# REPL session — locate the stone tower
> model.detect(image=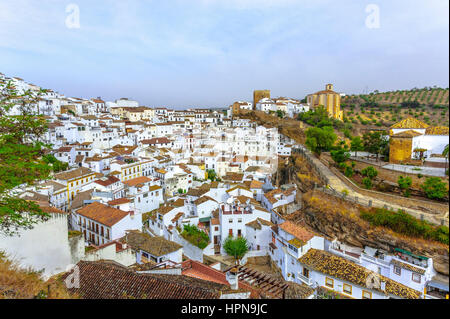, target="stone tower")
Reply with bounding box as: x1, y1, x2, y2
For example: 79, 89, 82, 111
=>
253, 90, 271, 110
